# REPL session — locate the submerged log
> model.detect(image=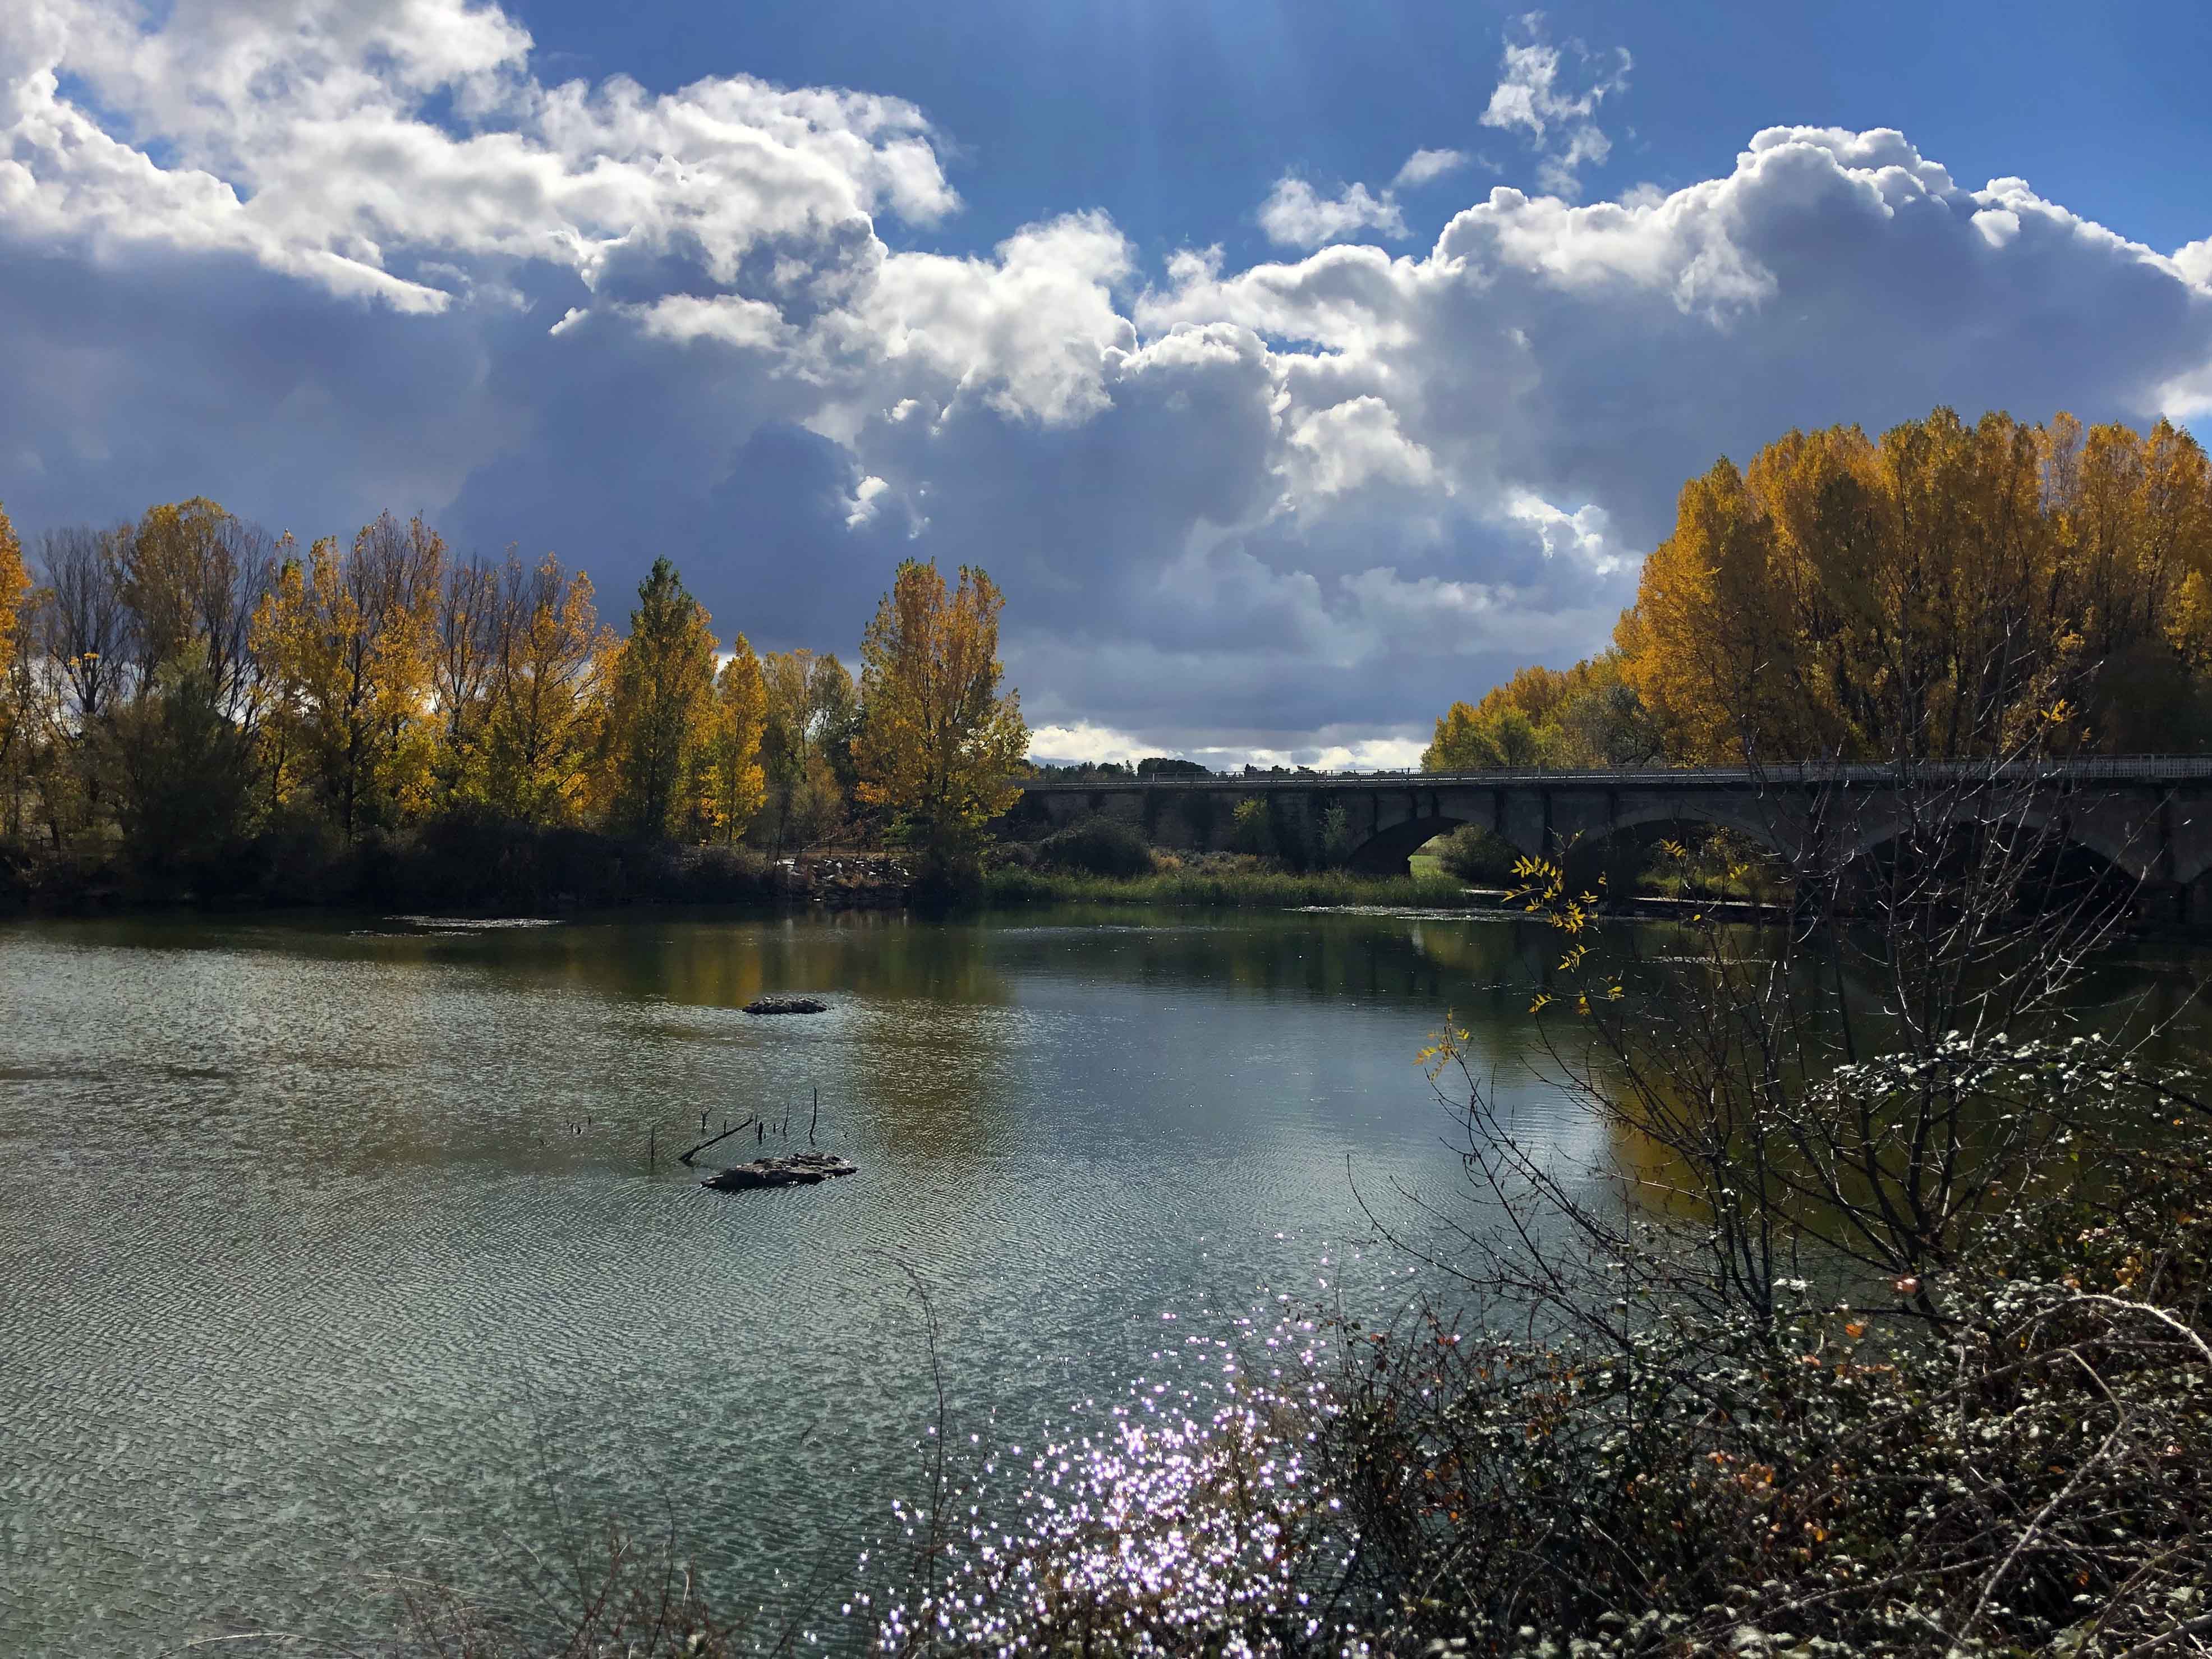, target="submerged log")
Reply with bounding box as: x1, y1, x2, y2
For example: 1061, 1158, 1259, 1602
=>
743, 995, 829, 1015
701, 1150, 858, 1192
